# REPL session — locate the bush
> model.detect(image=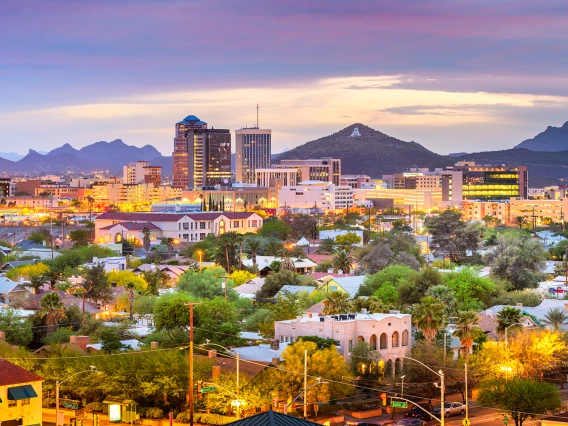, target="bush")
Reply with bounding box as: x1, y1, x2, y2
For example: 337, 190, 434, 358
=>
146, 408, 164, 419
43, 397, 56, 408
84, 402, 107, 414
176, 412, 233, 425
